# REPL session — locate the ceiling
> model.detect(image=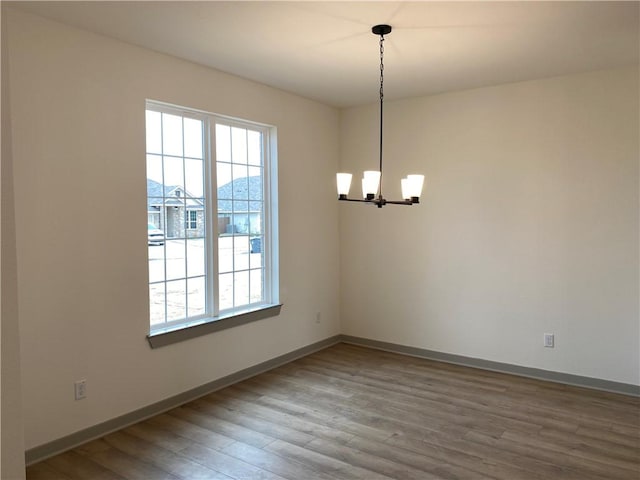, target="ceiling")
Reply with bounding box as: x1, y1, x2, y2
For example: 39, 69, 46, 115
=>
12, 1, 640, 107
